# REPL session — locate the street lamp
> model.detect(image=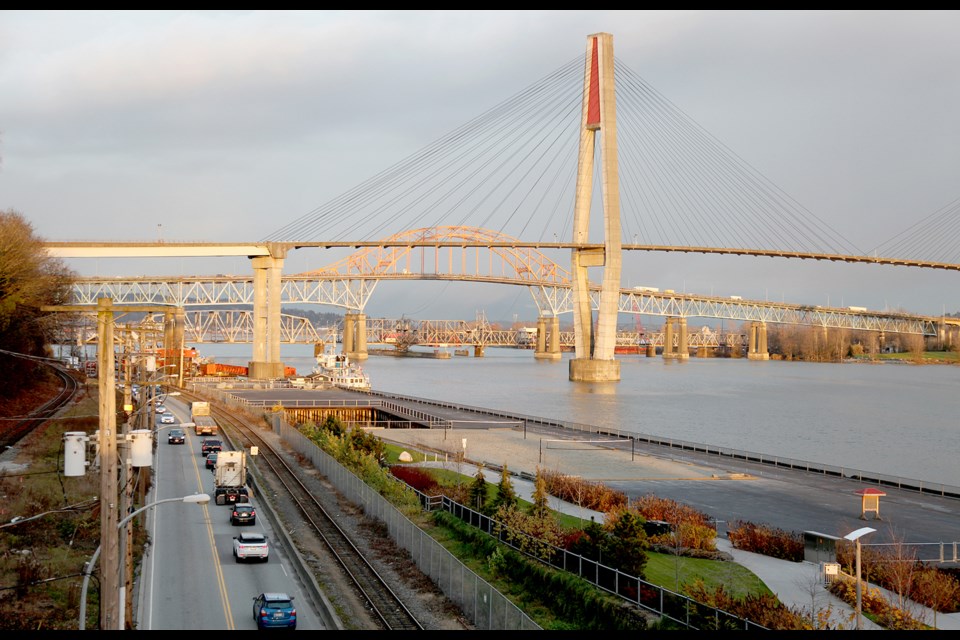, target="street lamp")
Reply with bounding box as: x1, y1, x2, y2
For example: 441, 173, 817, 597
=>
79, 493, 210, 630
844, 526, 876, 630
